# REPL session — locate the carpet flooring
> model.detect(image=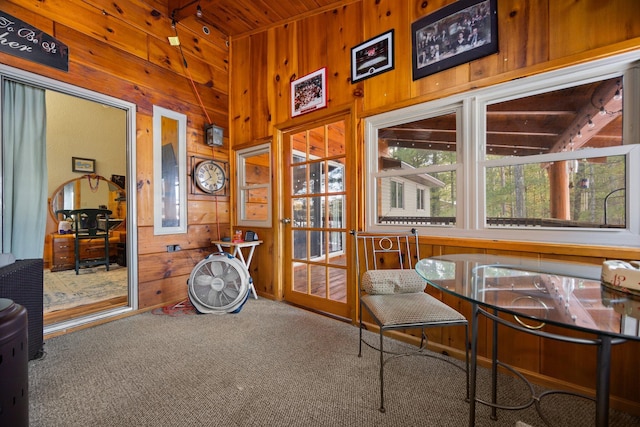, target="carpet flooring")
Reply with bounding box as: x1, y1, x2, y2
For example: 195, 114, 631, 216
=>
43, 264, 127, 313
28, 299, 640, 426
